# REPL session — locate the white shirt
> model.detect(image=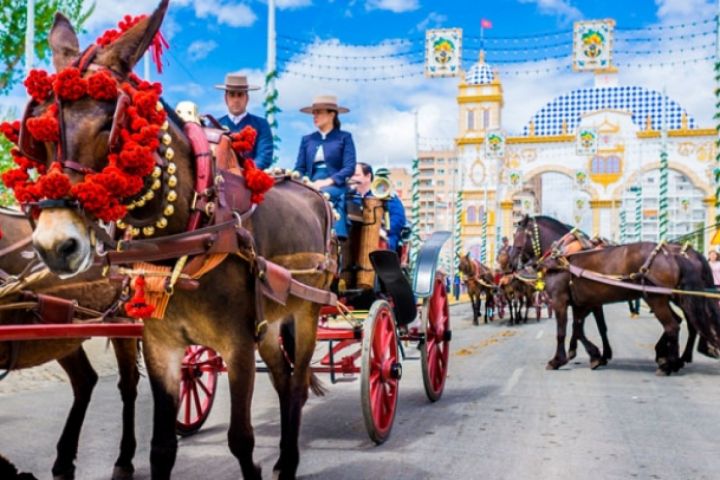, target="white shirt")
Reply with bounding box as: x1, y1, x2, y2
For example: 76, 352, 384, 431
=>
314, 130, 330, 163
228, 112, 248, 124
